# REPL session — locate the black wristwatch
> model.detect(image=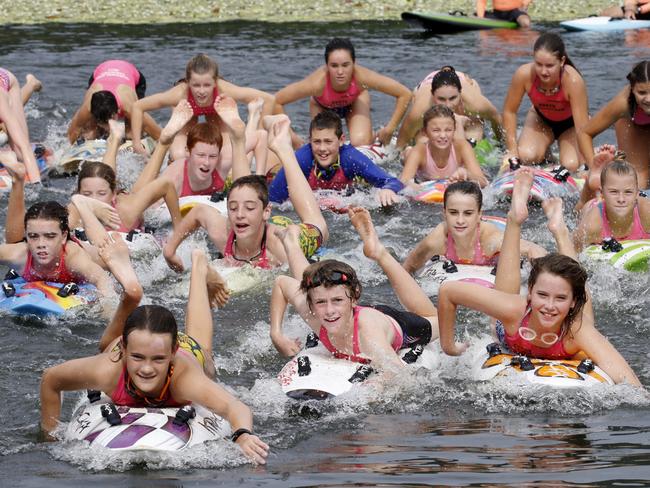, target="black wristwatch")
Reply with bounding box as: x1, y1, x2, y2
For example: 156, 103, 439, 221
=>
231, 428, 253, 443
